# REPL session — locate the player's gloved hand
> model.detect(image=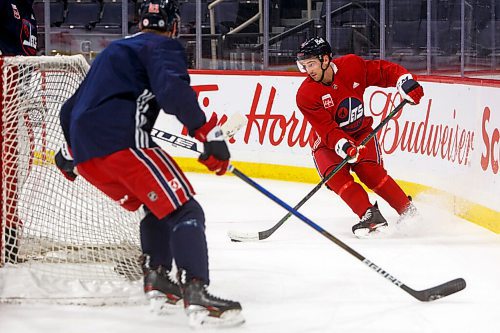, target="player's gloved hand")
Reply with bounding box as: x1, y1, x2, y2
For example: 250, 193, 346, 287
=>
335, 138, 366, 163
55, 143, 78, 181
193, 113, 230, 176
397, 74, 424, 105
